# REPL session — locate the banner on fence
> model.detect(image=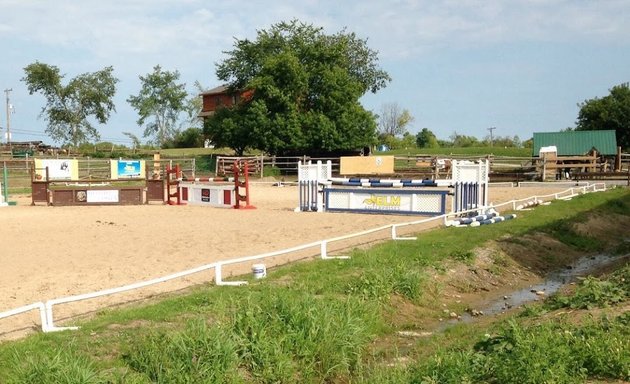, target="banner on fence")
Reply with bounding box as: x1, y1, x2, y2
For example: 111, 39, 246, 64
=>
34, 159, 79, 180
111, 160, 145, 179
